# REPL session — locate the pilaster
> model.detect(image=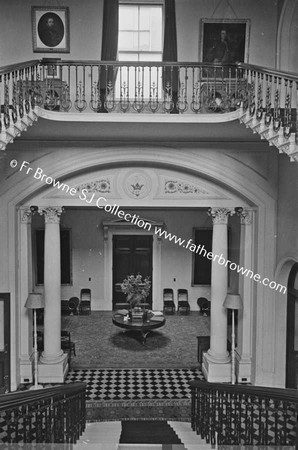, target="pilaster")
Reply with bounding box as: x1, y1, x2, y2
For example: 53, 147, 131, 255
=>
235, 208, 254, 383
